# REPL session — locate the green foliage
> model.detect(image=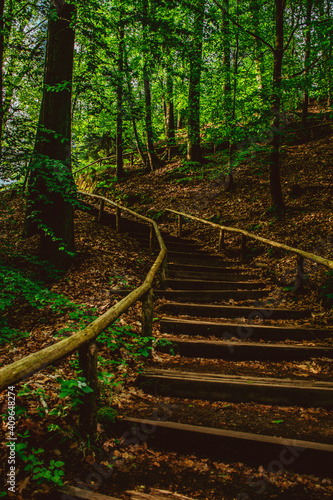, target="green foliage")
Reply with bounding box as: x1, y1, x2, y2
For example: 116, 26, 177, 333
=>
155, 338, 175, 355
97, 321, 153, 359
57, 376, 94, 408
0, 262, 76, 344
319, 272, 333, 309
19, 446, 65, 486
